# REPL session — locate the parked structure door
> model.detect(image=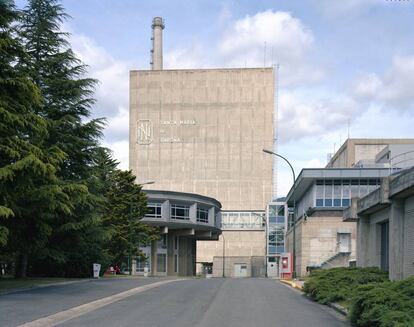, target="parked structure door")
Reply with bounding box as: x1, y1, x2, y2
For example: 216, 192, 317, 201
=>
234, 263, 248, 277
267, 257, 279, 278
338, 233, 351, 253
